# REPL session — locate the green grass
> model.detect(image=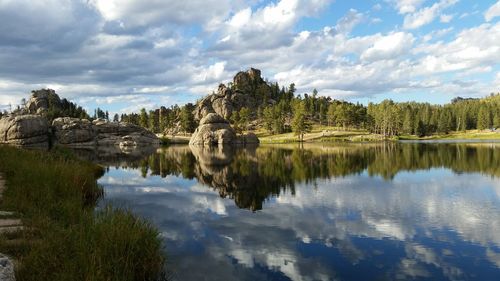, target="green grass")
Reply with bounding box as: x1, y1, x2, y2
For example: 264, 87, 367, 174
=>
399, 130, 500, 140
0, 146, 168, 281
258, 127, 500, 143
